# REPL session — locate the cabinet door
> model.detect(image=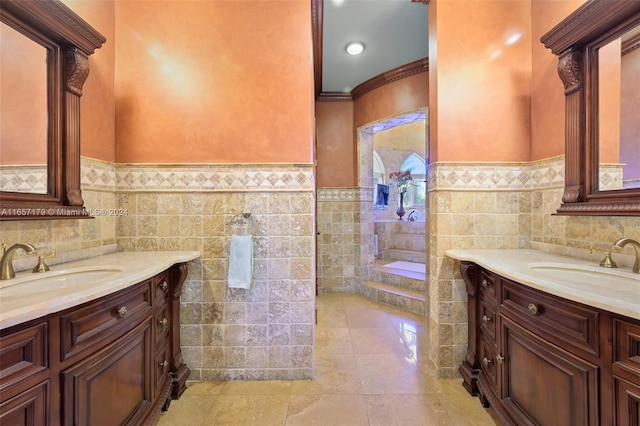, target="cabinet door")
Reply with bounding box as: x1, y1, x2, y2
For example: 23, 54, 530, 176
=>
0, 380, 48, 425
501, 316, 599, 426
614, 376, 640, 426
62, 318, 153, 426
